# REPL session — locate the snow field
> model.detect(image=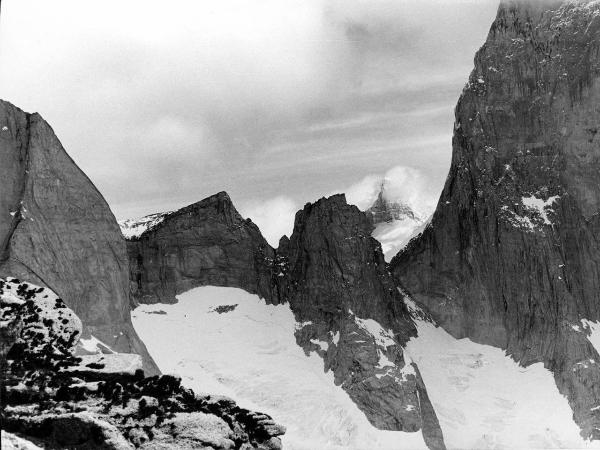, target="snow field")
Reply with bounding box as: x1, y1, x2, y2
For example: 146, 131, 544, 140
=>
133, 286, 427, 450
